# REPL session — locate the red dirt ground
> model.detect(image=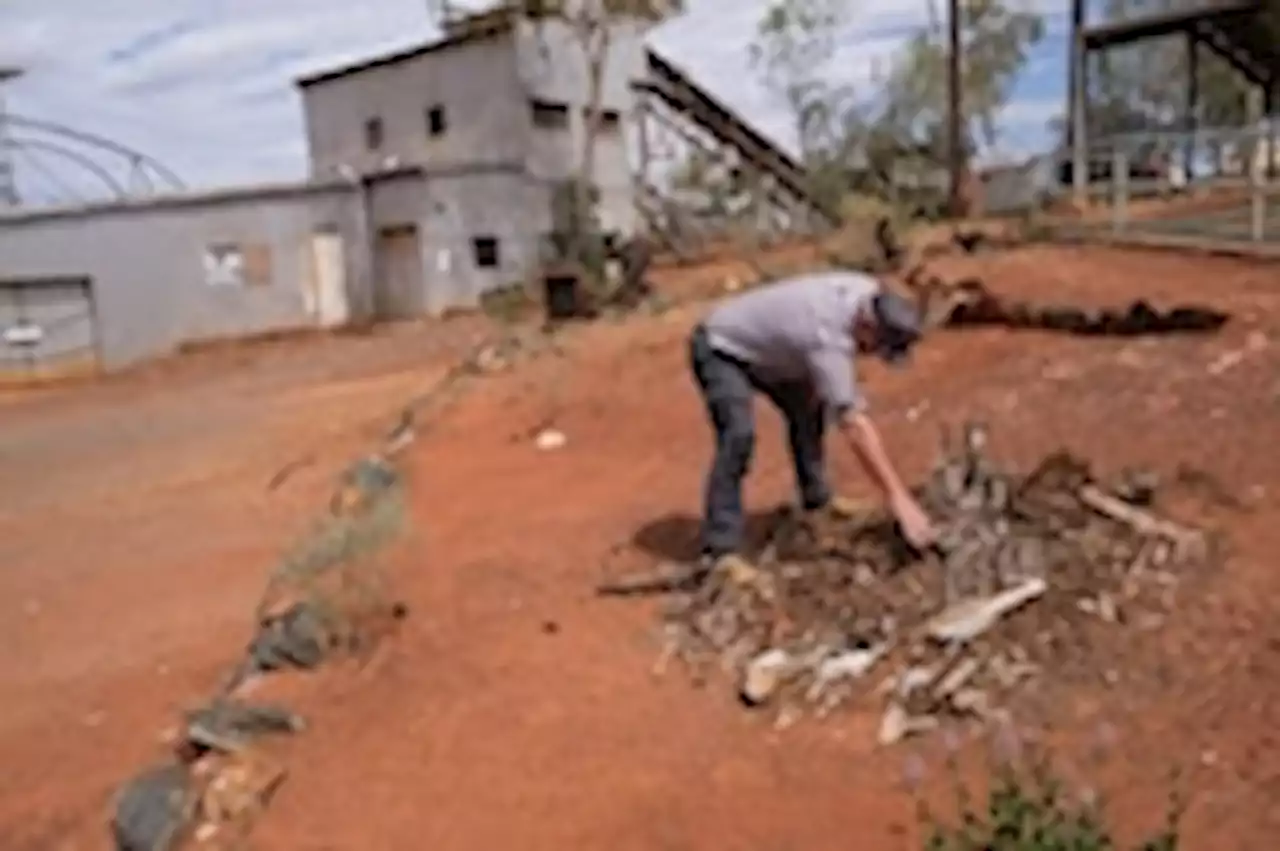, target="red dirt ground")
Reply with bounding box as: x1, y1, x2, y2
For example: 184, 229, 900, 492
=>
4, 245, 1279, 850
